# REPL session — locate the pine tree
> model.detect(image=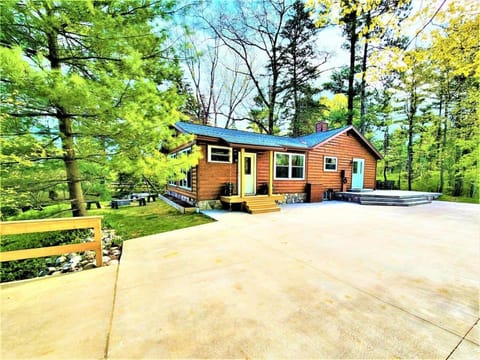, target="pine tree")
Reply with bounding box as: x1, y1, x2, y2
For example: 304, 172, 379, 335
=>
278, 0, 325, 136
0, 0, 195, 216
